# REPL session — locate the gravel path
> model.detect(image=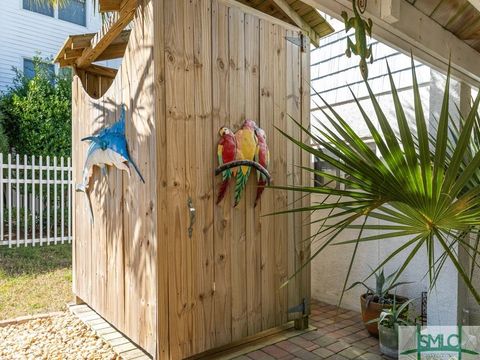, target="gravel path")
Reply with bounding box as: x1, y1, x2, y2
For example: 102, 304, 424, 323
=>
0, 313, 119, 359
